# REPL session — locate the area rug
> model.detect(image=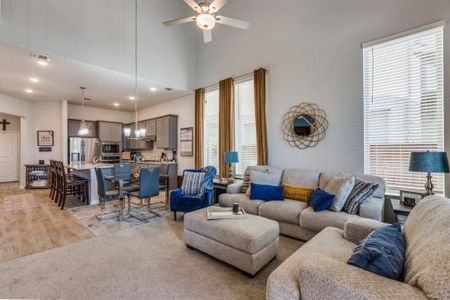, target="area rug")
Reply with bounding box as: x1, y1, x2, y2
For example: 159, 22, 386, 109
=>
68, 193, 171, 236
0, 219, 303, 299
1, 194, 40, 212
